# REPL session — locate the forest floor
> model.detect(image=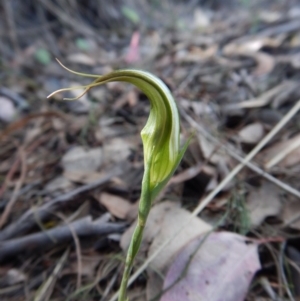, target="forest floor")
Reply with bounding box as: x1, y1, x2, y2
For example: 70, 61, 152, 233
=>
1, 1, 300, 300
